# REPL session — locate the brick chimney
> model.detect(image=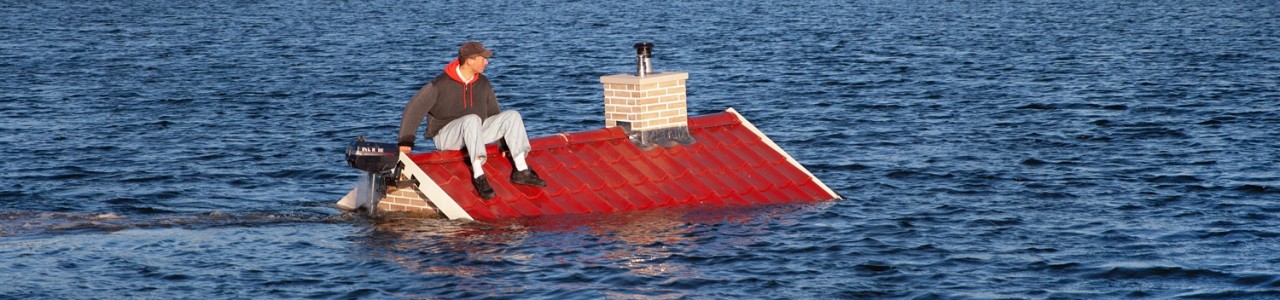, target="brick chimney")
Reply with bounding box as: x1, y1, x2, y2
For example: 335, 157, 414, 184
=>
600, 43, 694, 148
